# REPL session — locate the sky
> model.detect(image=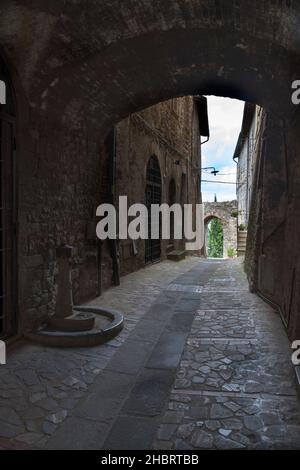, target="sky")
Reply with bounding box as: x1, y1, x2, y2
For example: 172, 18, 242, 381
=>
201, 96, 245, 202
